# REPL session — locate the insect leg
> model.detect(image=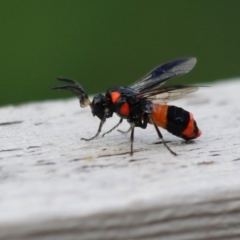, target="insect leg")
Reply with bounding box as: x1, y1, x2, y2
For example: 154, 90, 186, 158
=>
102, 118, 123, 137
118, 126, 131, 134
130, 124, 135, 156
149, 115, 177, 156
81, 120, 105, 141
119, 113, 149, 134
